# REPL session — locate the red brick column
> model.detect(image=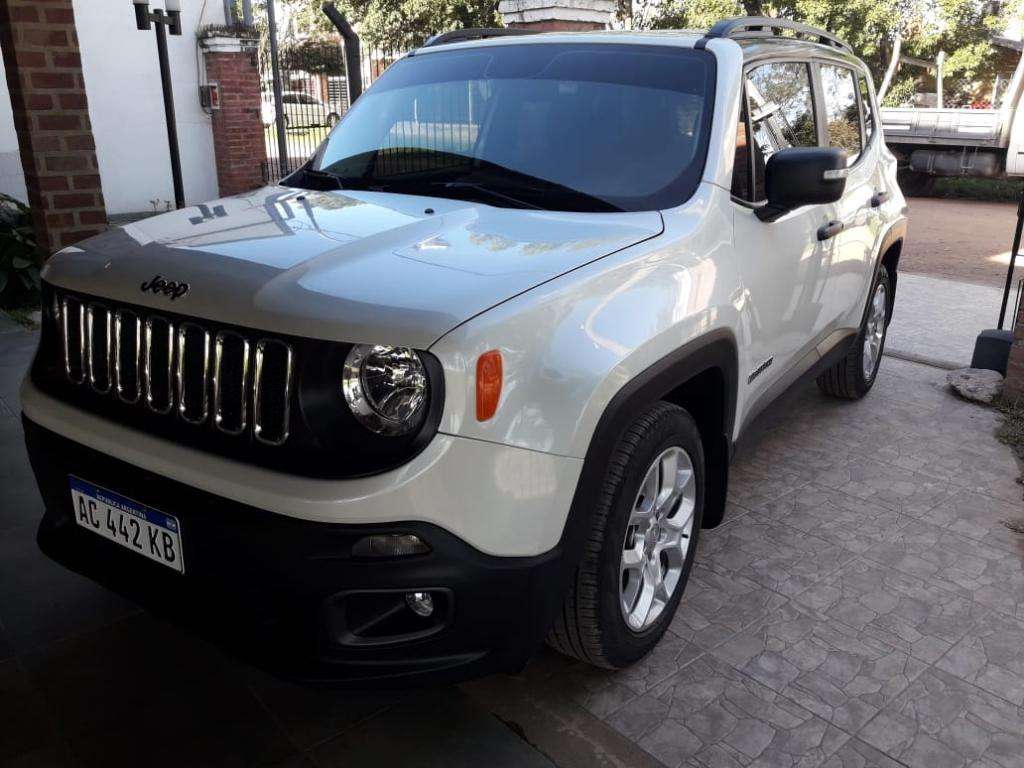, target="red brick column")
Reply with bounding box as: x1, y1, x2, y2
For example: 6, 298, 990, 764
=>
1004, 313, 1024, 401
0, 0, 107, 257
201, 36, 267, 196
